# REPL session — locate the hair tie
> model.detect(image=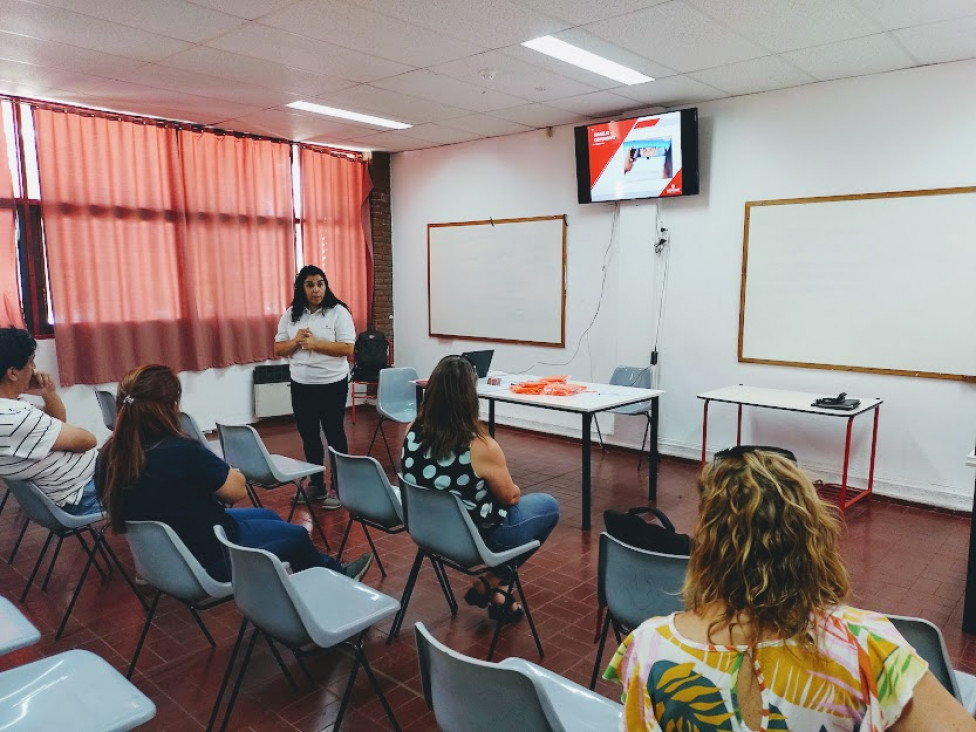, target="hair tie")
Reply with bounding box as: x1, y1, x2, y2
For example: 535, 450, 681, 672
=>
122, 395, 135, 406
